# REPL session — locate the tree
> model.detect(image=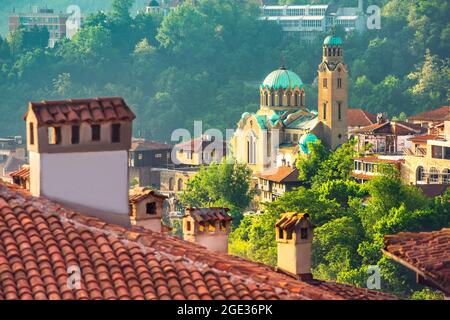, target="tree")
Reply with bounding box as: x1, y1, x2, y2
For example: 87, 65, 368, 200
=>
296, 140, 329, 185
179, 158, 255, 224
